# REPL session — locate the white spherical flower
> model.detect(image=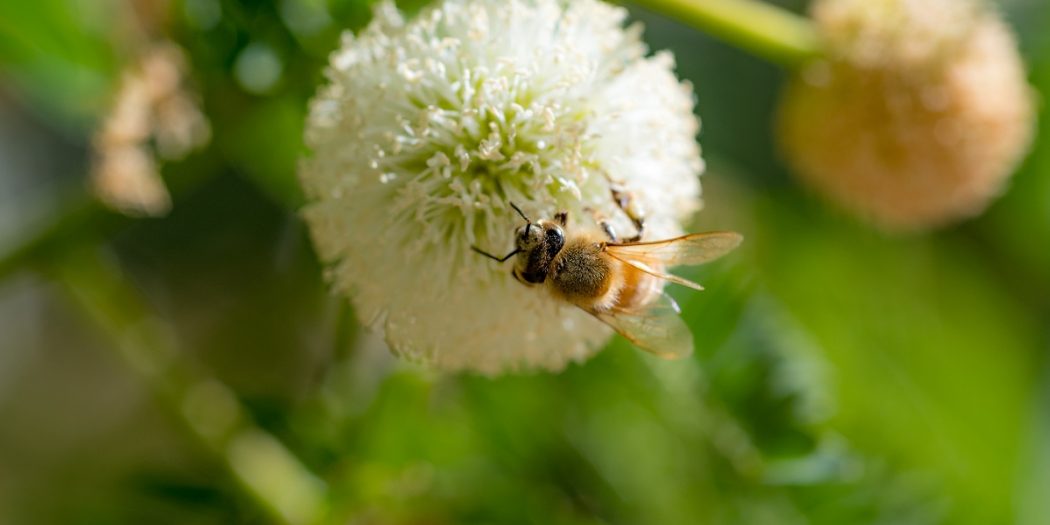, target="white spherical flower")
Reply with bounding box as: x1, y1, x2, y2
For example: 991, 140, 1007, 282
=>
300, 0, 703, 374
